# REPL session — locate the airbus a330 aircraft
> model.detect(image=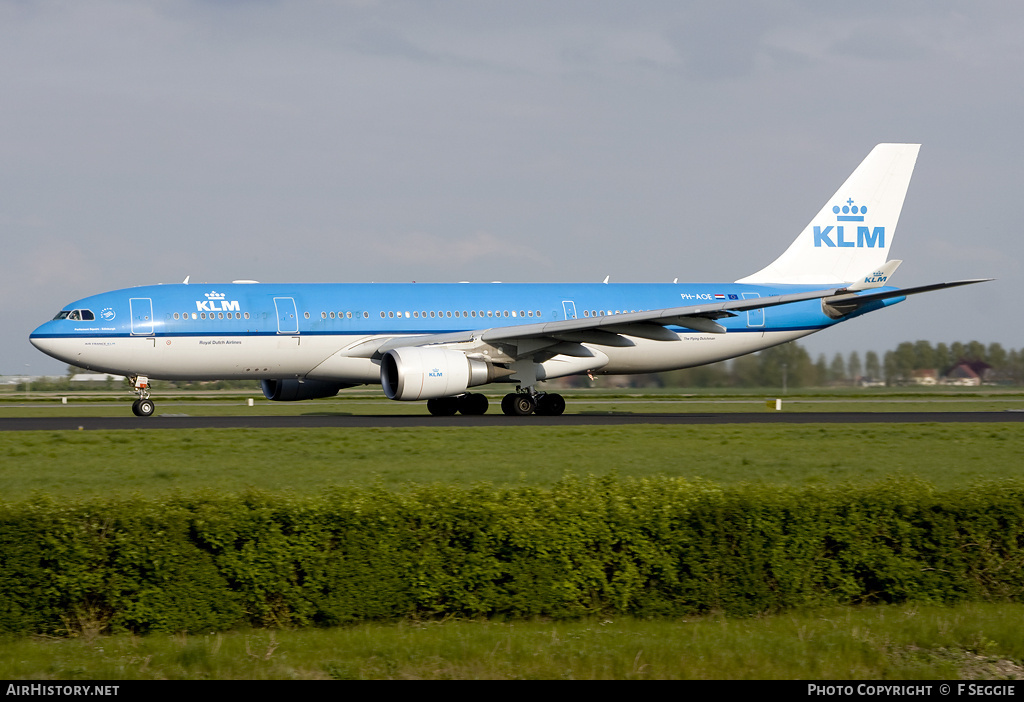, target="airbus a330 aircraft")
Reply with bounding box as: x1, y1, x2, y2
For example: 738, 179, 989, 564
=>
30, 144, 988, 417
